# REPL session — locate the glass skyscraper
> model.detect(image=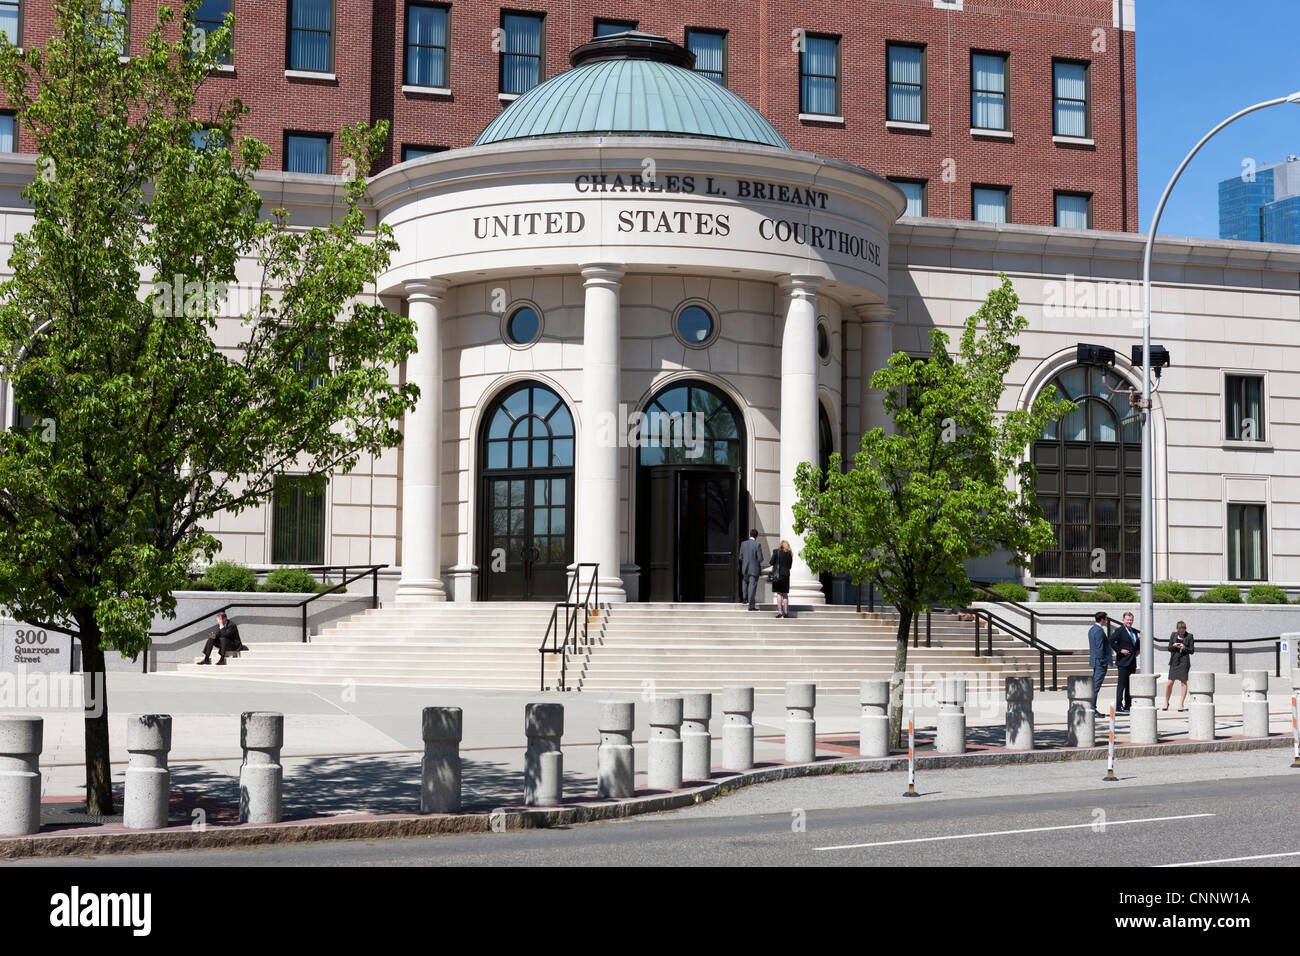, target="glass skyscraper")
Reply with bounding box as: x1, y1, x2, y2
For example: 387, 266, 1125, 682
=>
1219, 157, 1300, 244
